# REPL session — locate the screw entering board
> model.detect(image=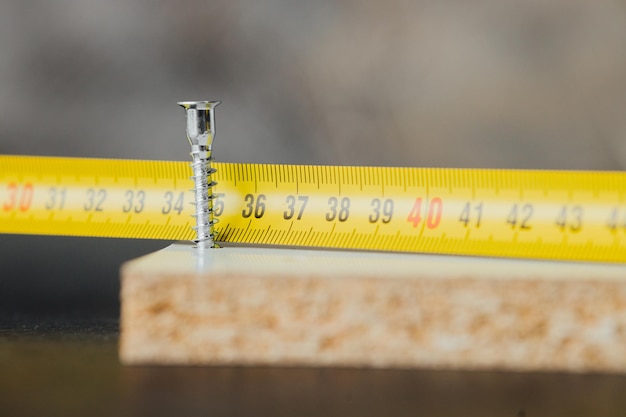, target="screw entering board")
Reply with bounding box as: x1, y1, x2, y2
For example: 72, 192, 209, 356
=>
178, 100, 221, 249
